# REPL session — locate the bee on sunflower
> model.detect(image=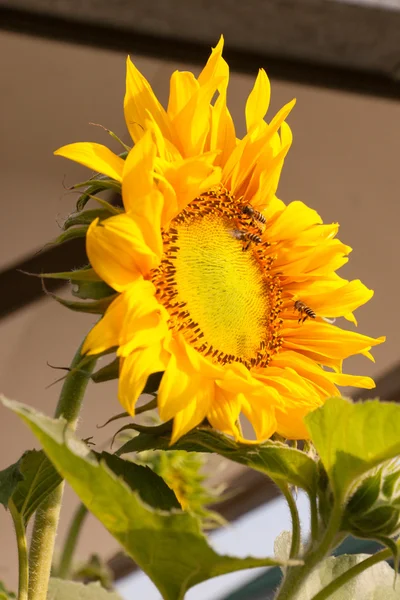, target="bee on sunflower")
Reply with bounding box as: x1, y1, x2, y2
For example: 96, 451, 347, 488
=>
55, 37, 384, 444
